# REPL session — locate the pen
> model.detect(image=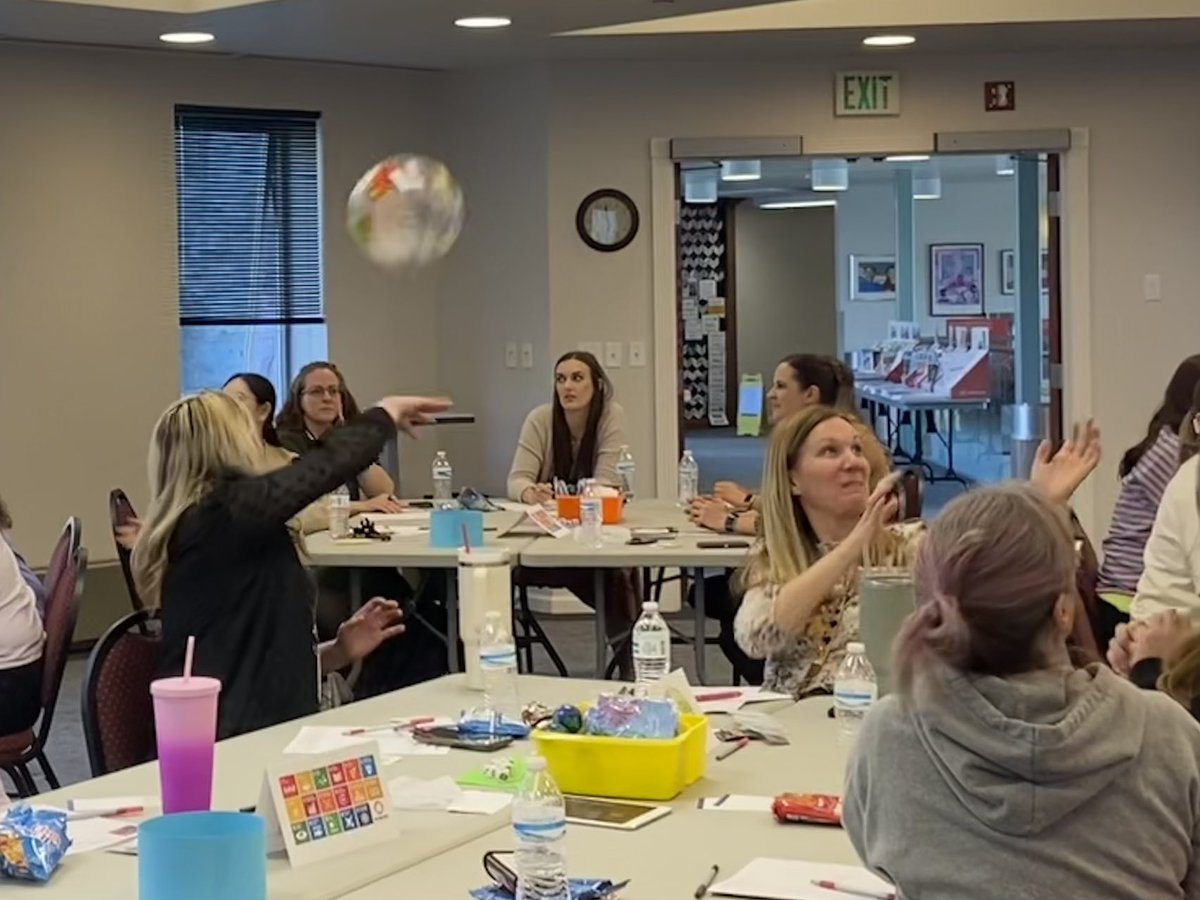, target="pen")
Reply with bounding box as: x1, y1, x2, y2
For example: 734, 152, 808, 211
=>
694, 864, 720, 898
66, 806, 144, 821
696, 690, 742, 702
343, 717, 433, 736
715, 737, 750, 761
811, 880, 895, 900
